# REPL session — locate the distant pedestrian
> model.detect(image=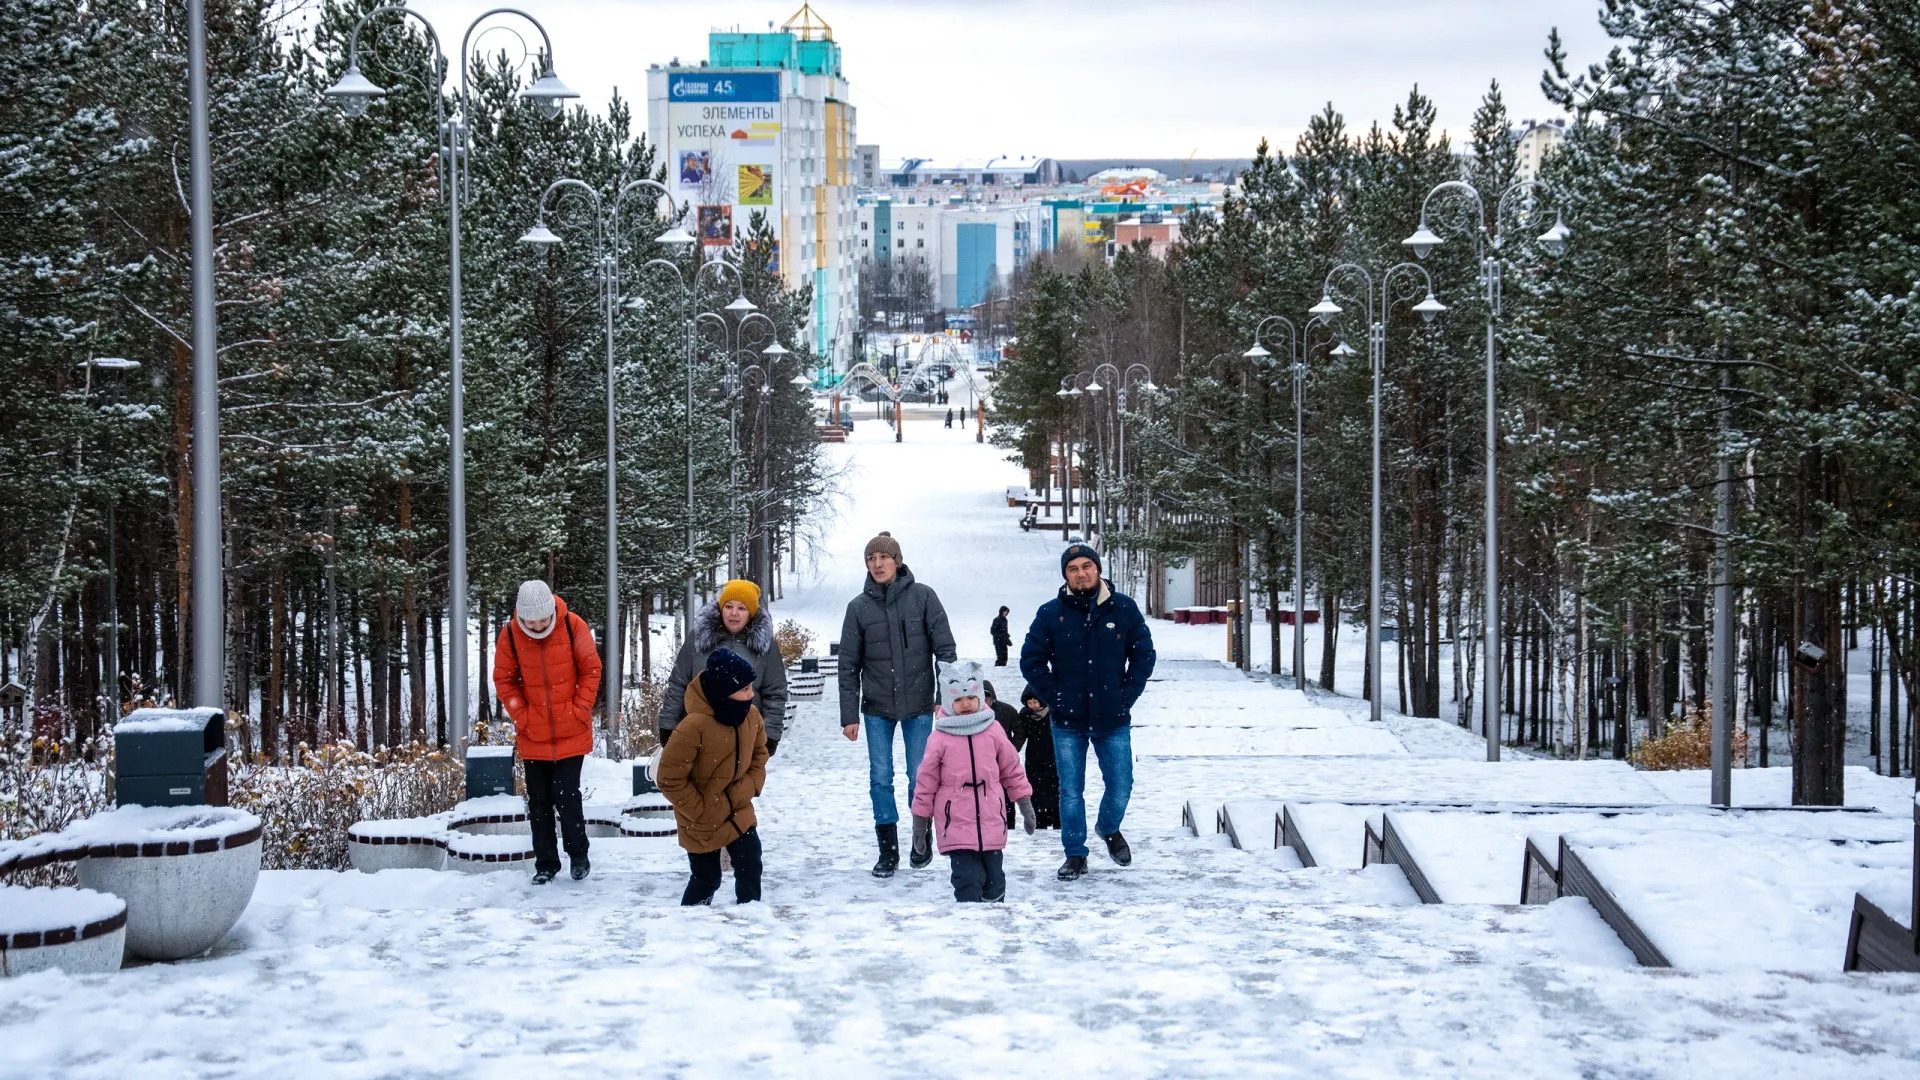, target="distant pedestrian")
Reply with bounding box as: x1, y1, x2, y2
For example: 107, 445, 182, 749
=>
840, 531, 957, 877
492, 580, 602, 885
945, 408, 954, 428
1019, 542, 1156, 881
991, 605, 1012, 666
911, 662, 1035, 902
658, 648, 769, 906
657, 579, 788, 755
